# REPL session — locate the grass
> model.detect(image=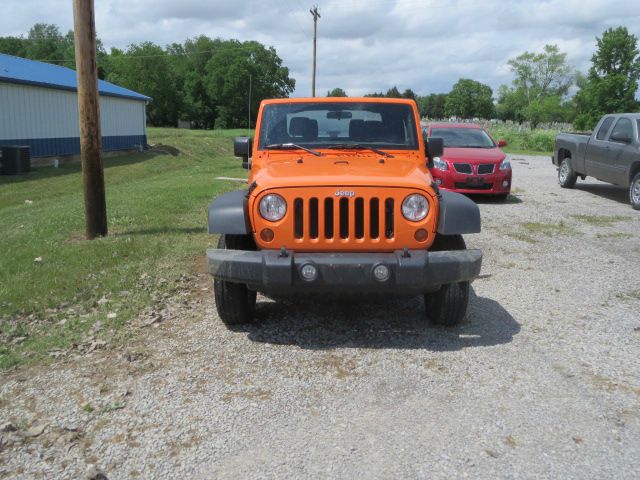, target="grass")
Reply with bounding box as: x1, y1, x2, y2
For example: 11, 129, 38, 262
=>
0, 127, 248, 370
486, 125, 557, 156
572, 215, 631, 227
596, 232, 633, 240
504, 220, 576, 244
503, 148, 553, 156
616, 289, 640, 301
521, 221, 576, 236
505, 232, 538, 244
